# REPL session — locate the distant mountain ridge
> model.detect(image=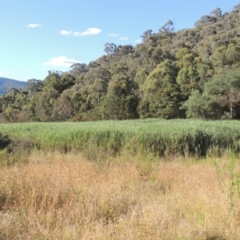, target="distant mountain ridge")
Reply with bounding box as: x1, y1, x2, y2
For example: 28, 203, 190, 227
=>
0, 77, 27, 95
